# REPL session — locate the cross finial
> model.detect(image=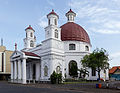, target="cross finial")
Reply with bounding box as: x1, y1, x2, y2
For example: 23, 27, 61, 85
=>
15, 43, 17, 50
